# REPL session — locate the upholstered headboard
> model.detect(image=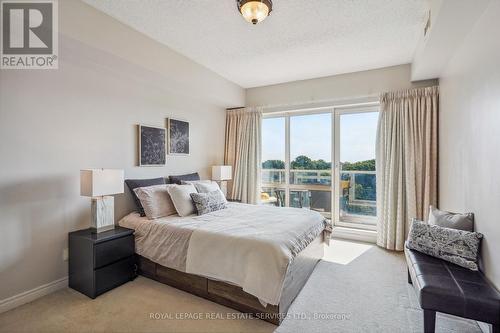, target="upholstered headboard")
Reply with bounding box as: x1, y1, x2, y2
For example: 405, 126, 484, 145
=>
114, 185, 138, 221
114, 173, 201, 221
